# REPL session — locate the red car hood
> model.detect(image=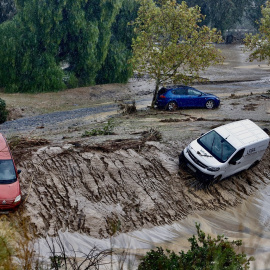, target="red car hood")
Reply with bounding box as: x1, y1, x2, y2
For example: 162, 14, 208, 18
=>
0, 181, 20, 200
